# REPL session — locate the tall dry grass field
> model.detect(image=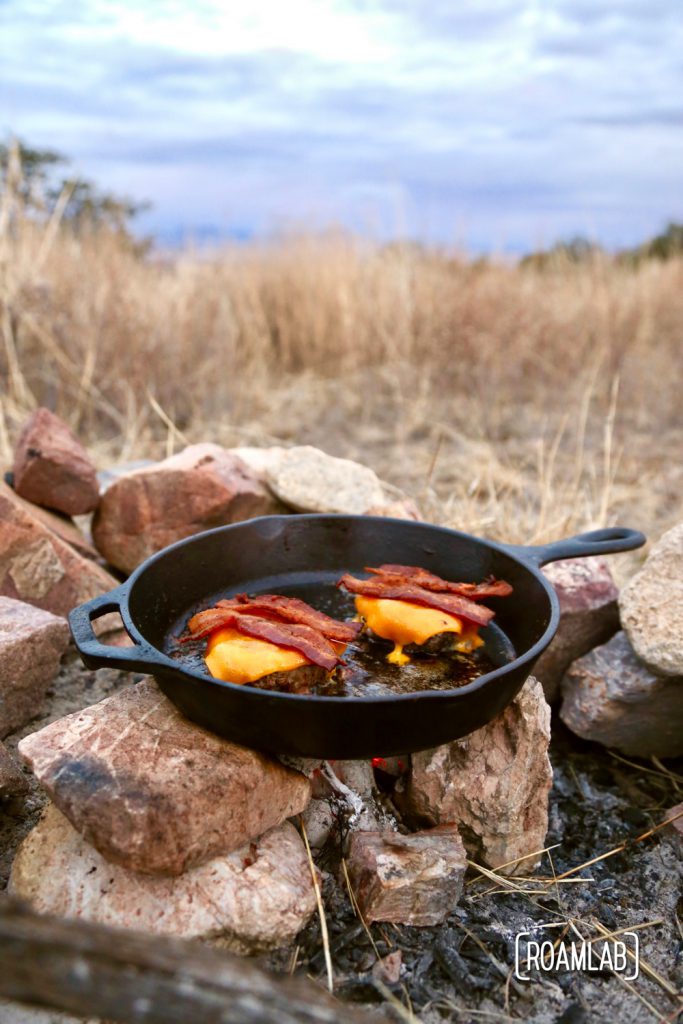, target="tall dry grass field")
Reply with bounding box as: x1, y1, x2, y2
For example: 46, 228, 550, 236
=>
1, 180, 681, 565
